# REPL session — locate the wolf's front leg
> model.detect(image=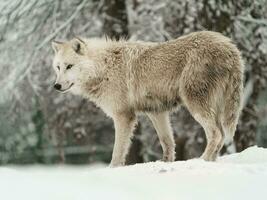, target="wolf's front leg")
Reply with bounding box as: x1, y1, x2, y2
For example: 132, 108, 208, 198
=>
147, 112, 175, 162
110, 112, 137, 167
